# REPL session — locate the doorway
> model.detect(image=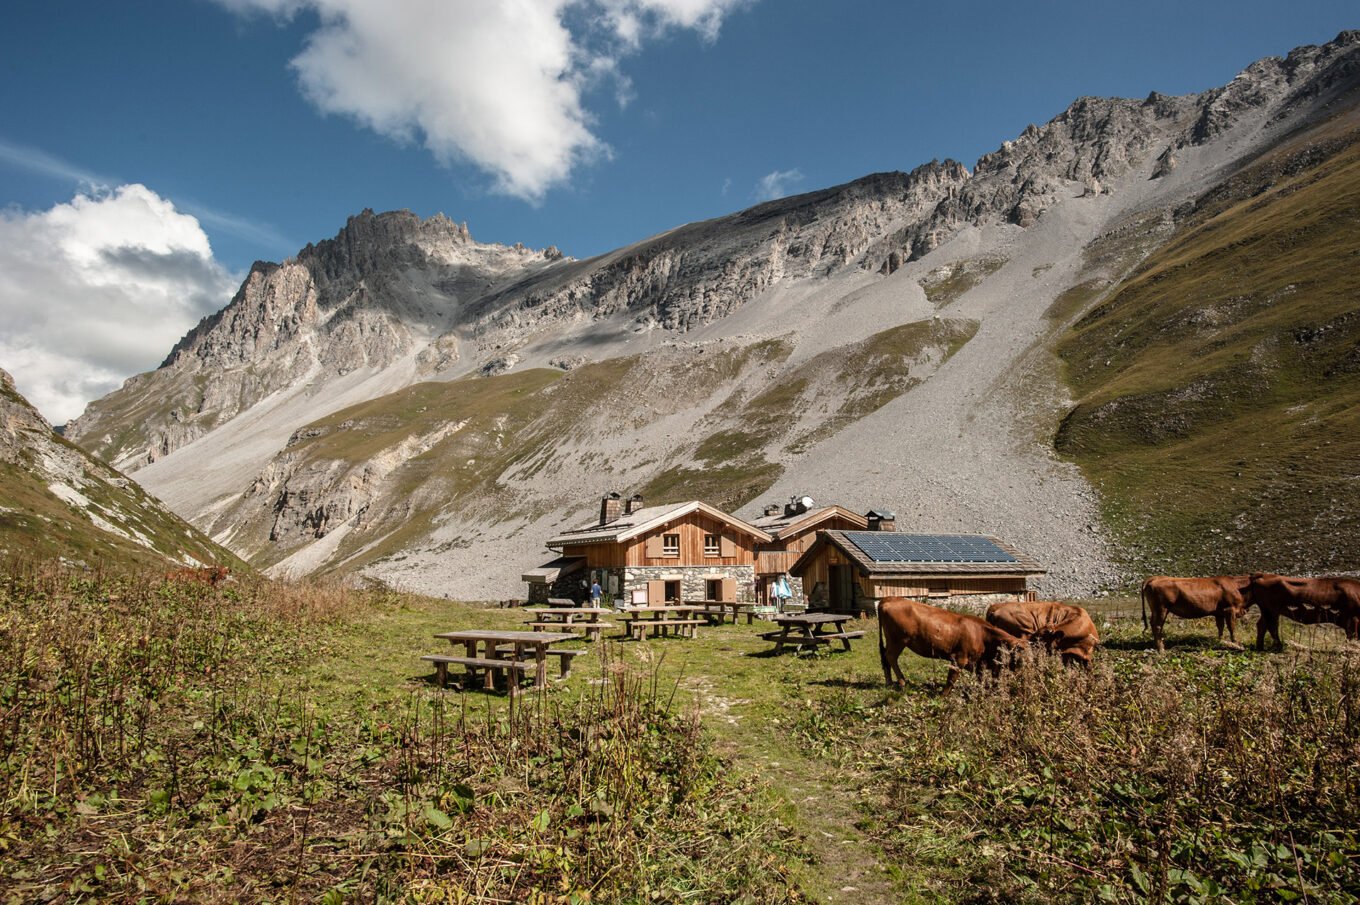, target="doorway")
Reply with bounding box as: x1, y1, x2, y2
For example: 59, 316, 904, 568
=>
828, 565, 854, 611
664, 580, 682, 603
